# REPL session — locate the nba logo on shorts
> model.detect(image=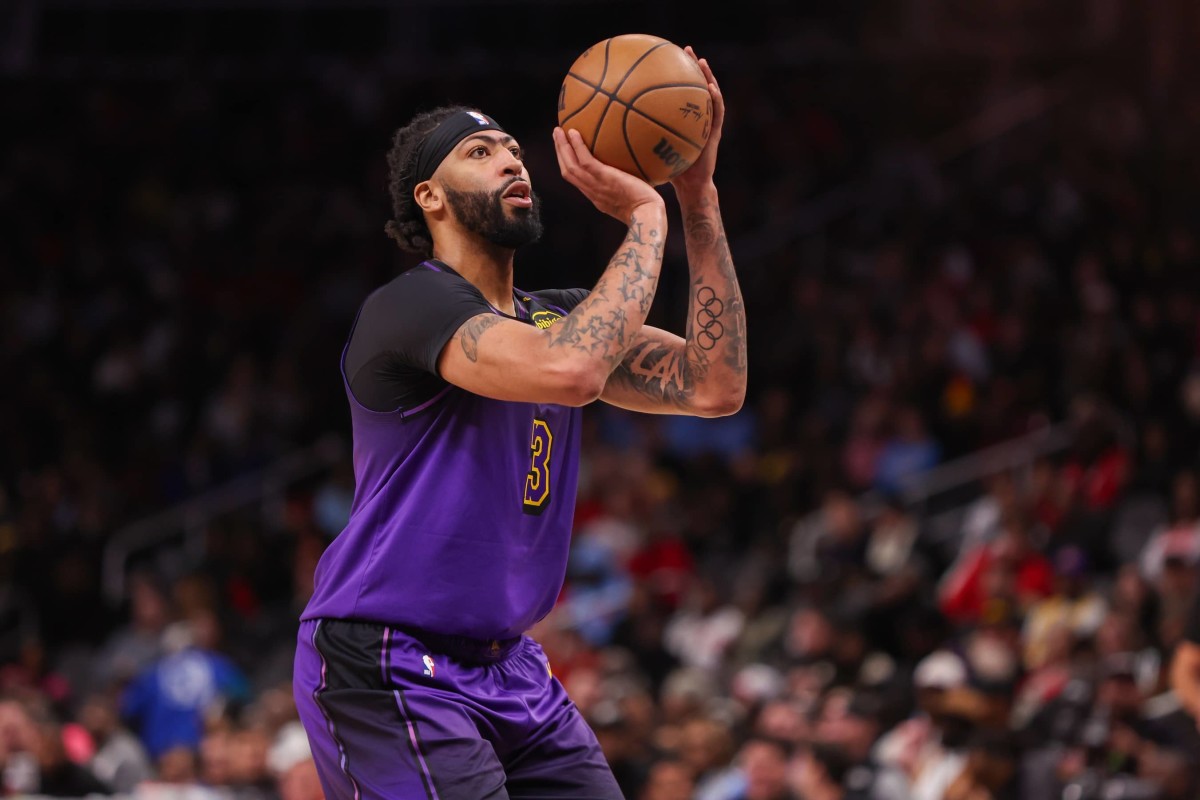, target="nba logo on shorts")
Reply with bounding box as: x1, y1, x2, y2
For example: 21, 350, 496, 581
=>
422, 654, 436, 678
467, 111, 490, 126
